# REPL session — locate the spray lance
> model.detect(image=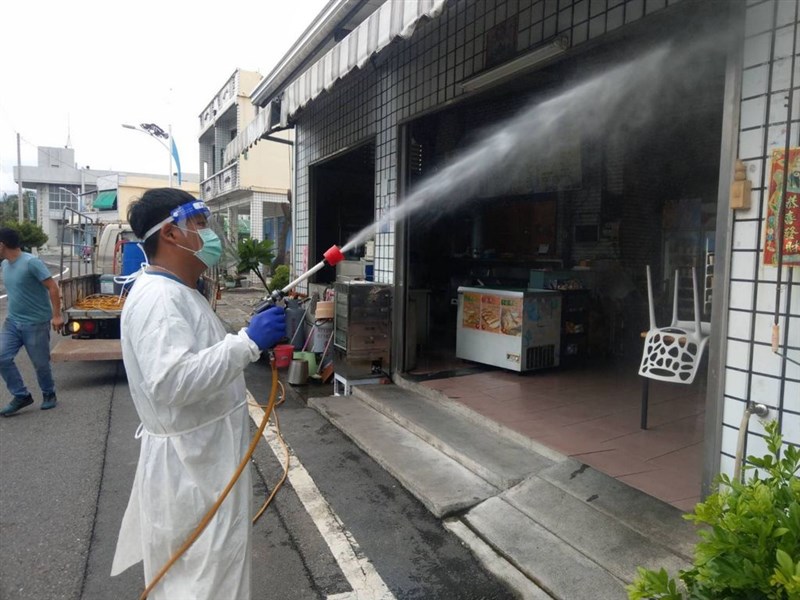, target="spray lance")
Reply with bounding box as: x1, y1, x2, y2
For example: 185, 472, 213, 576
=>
252, 245, 346, 313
